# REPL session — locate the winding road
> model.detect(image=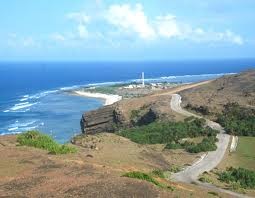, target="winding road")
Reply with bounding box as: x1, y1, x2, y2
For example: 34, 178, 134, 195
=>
170, 94, 251, 198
